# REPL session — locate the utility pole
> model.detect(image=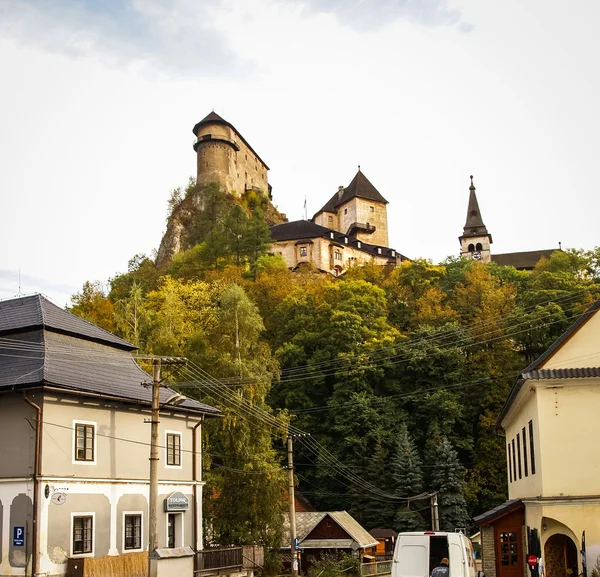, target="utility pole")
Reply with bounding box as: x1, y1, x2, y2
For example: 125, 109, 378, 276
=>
287, 435, 299, 577
430, 493, 440, 531
149, 359, 161, 561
